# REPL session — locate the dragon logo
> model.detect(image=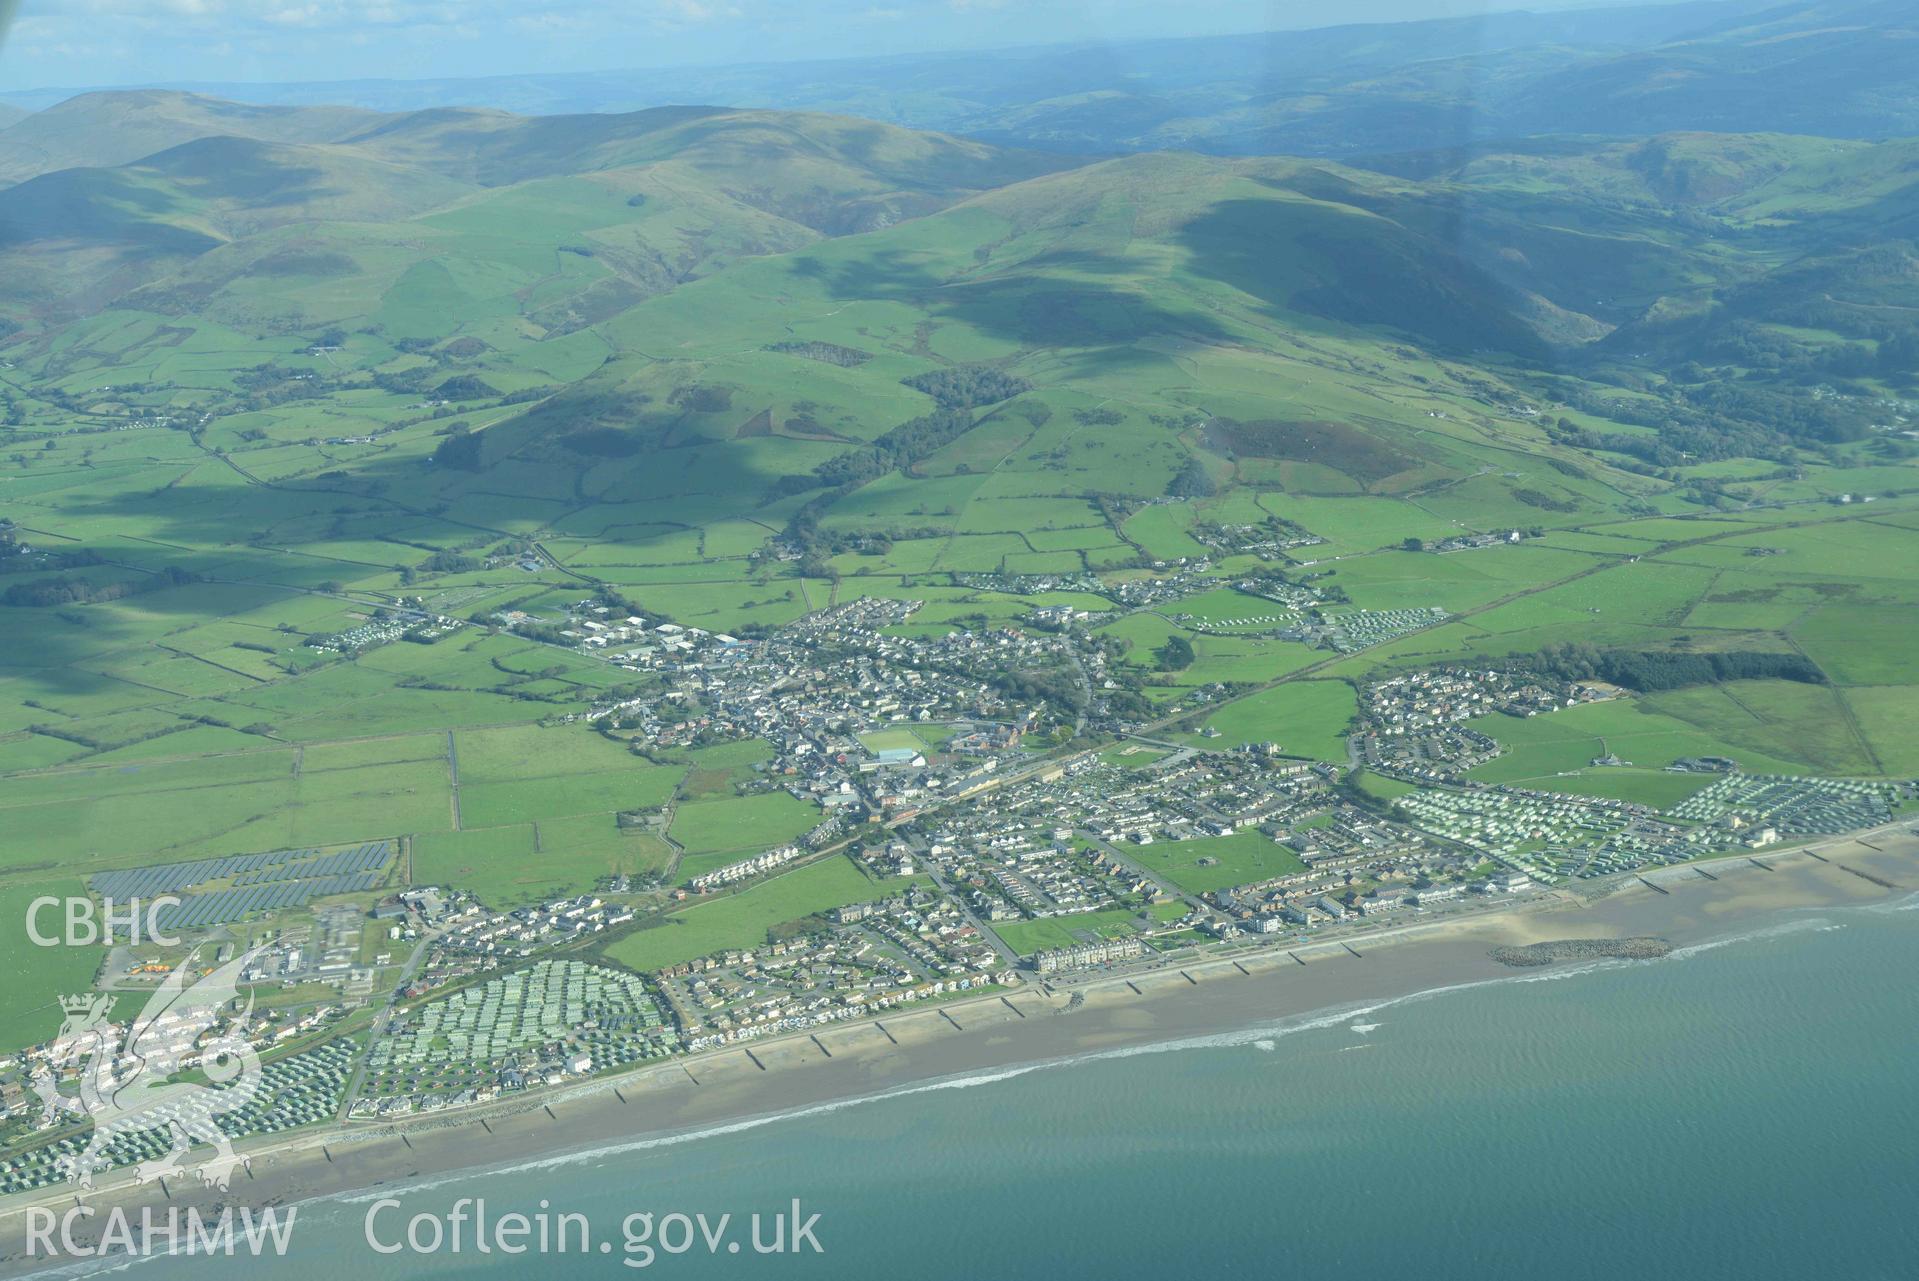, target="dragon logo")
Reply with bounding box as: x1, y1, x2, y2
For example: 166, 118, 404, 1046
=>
32, 947, 266, 1191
